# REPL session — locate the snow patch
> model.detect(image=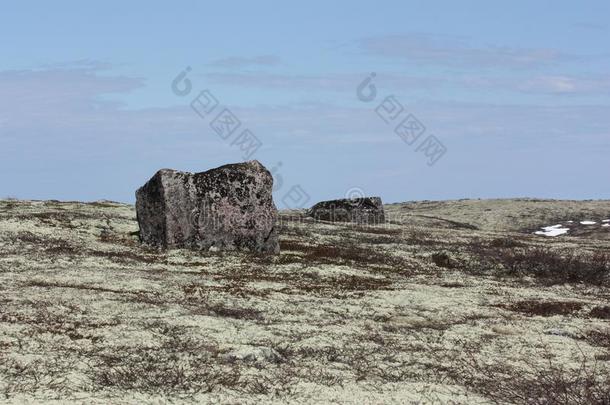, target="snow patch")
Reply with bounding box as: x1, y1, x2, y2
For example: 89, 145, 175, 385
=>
535, 226, 570, 237
580, 221, 597, 225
